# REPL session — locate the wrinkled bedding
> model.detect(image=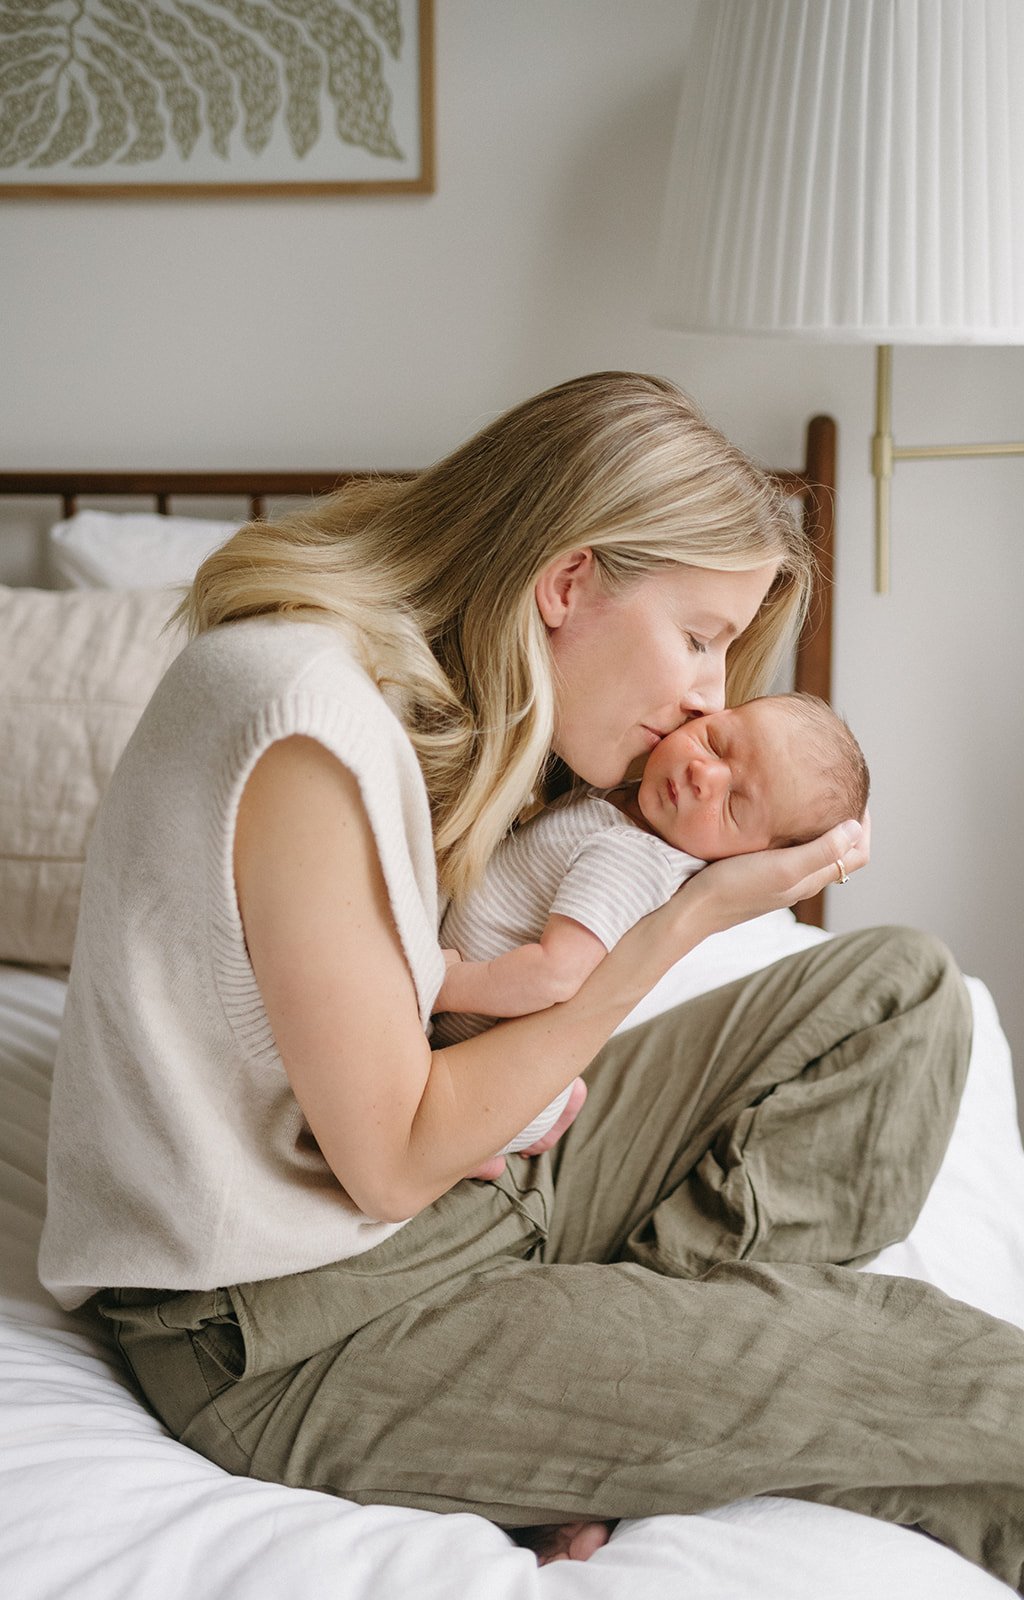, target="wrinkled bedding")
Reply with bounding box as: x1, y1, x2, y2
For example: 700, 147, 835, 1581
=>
2, 914, 1022, 1599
